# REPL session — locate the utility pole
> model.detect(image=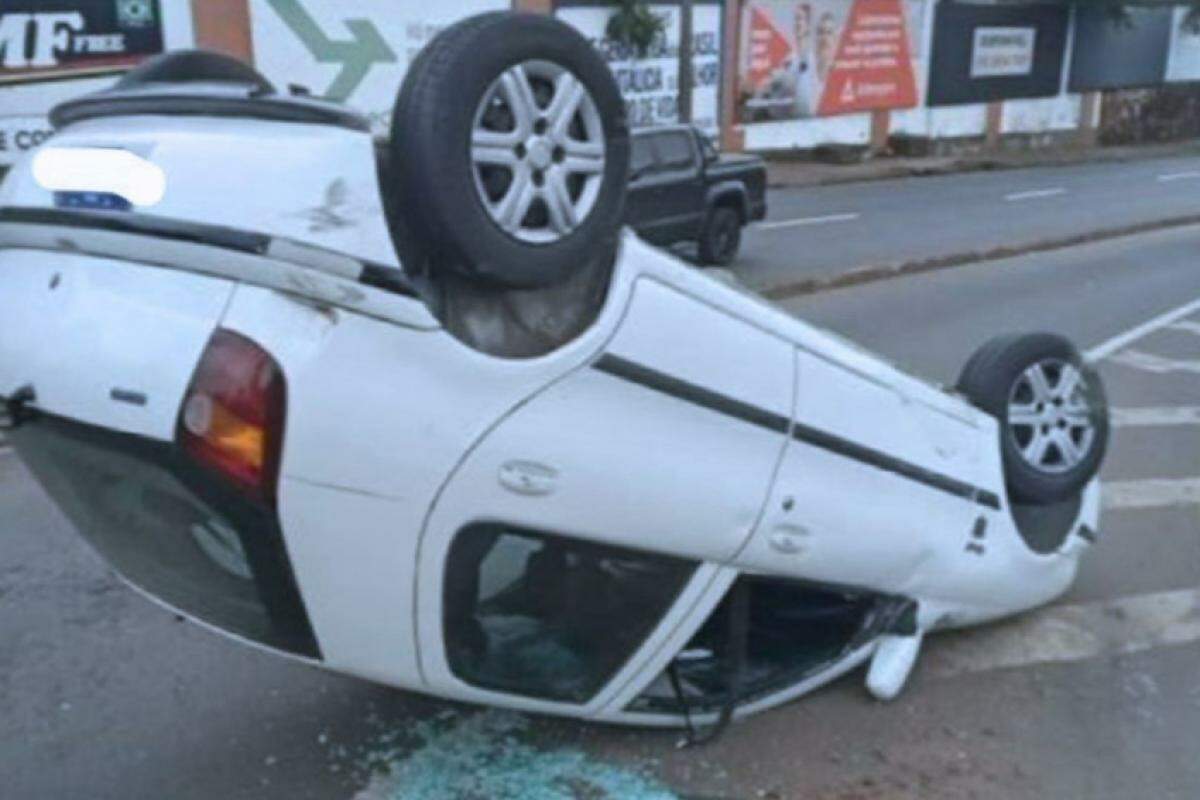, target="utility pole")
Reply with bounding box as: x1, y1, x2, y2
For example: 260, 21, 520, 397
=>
677, 0, 694, 124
